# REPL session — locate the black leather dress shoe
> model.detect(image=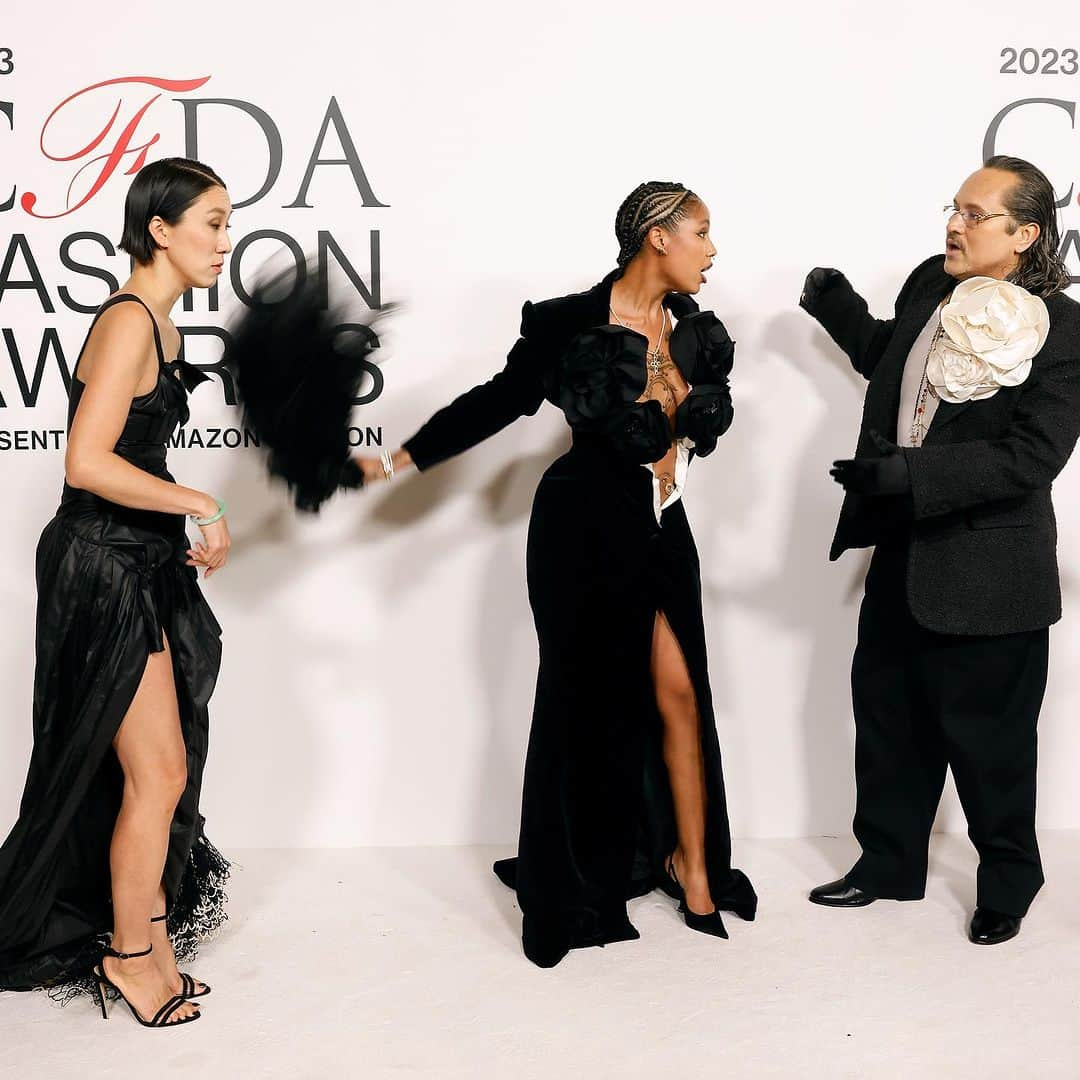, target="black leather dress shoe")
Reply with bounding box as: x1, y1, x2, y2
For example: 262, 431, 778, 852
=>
968, 908, 1021, 945
808, 878, 876, 907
